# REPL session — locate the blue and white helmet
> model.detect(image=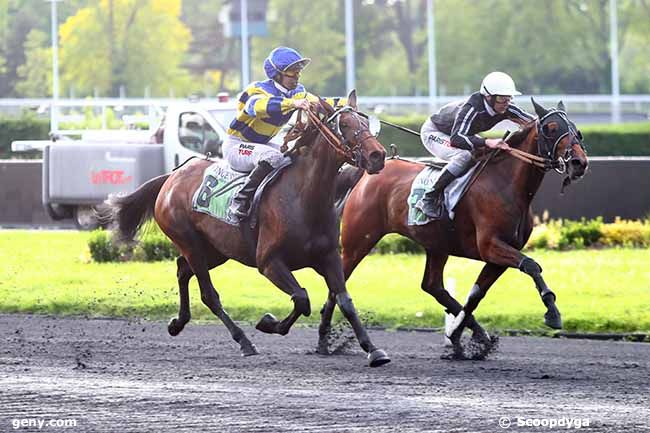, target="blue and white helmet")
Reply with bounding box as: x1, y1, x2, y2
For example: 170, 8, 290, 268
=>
263, 47, 311, 80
